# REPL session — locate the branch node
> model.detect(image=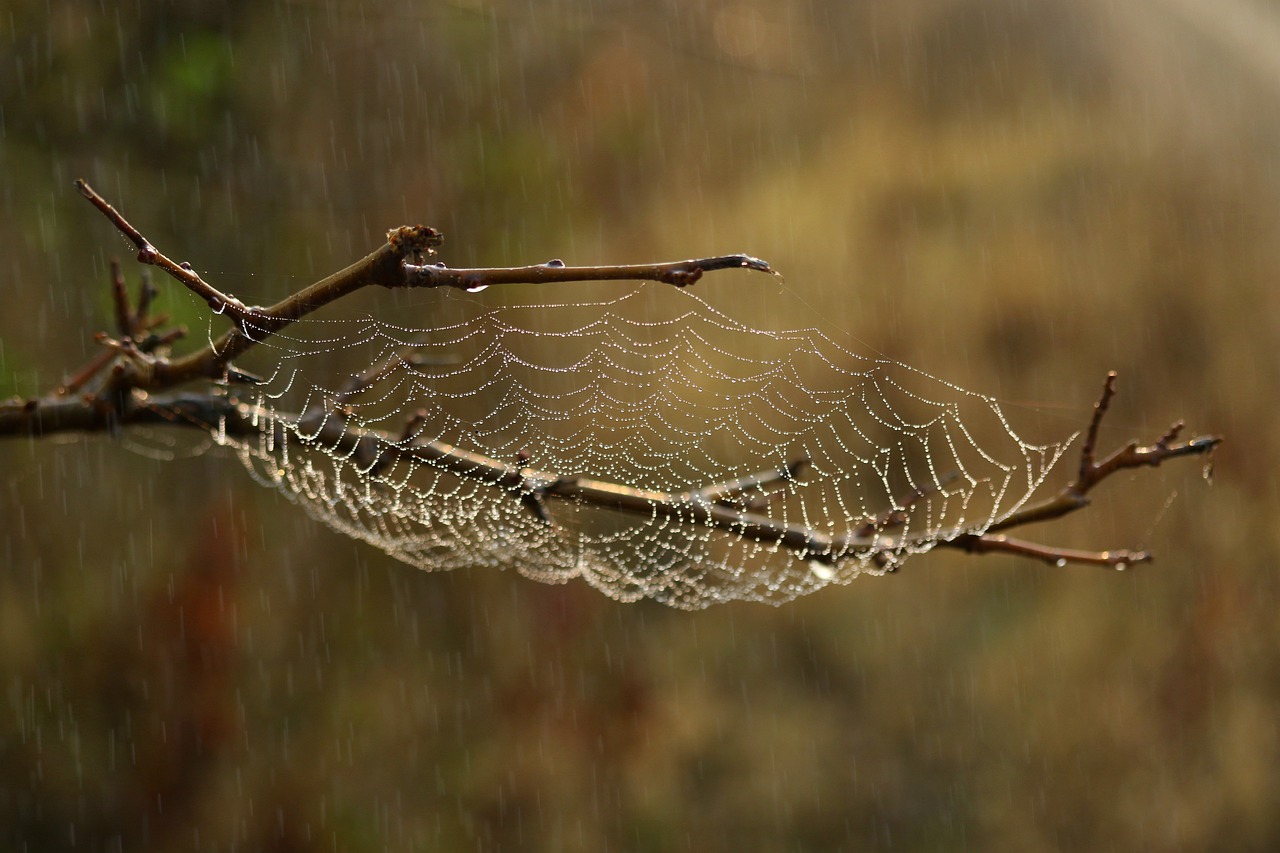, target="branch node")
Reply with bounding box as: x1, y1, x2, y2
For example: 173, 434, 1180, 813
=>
1157, 420, 1184, 450
387, 225, 443, 262
661, 267, 703, 287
